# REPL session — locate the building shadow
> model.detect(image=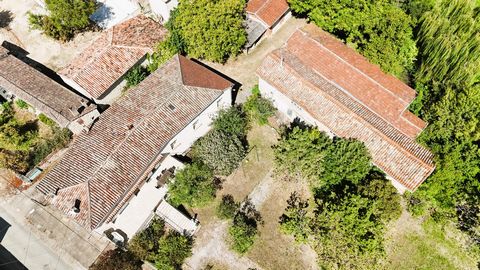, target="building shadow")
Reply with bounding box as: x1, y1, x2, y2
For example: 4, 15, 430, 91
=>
0, 216, 11, 242
0, 245, 27, 270
1, 41, 94, 102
